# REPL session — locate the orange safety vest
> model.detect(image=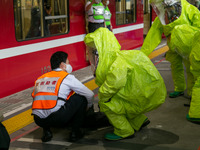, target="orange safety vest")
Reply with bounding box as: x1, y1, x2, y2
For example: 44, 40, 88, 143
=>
32, 71, 74, 110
